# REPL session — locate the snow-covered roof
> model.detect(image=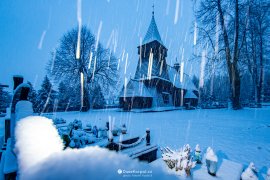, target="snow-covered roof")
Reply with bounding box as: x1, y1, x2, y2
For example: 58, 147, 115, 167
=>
136, 76, 171, 83
167, 66, 198, 91
119, 79, 153, 98
184, 90, 198, 99
134, 59, 170, 80
13, 75, 24, 78
142, 15, 164, 46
